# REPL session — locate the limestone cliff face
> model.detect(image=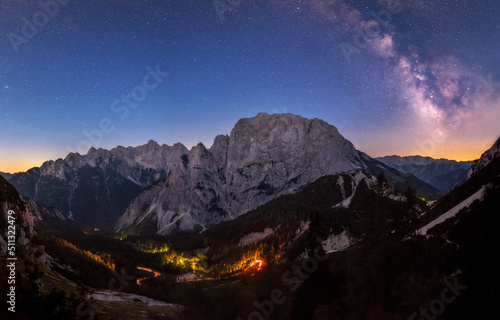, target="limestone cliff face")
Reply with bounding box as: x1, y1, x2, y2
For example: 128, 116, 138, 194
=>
115, 113, 371, 234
